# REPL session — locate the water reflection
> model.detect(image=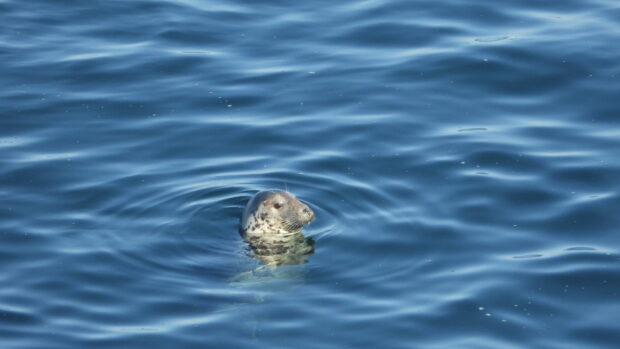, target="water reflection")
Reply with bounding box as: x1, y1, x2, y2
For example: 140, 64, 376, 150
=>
245, 232, 315, 266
